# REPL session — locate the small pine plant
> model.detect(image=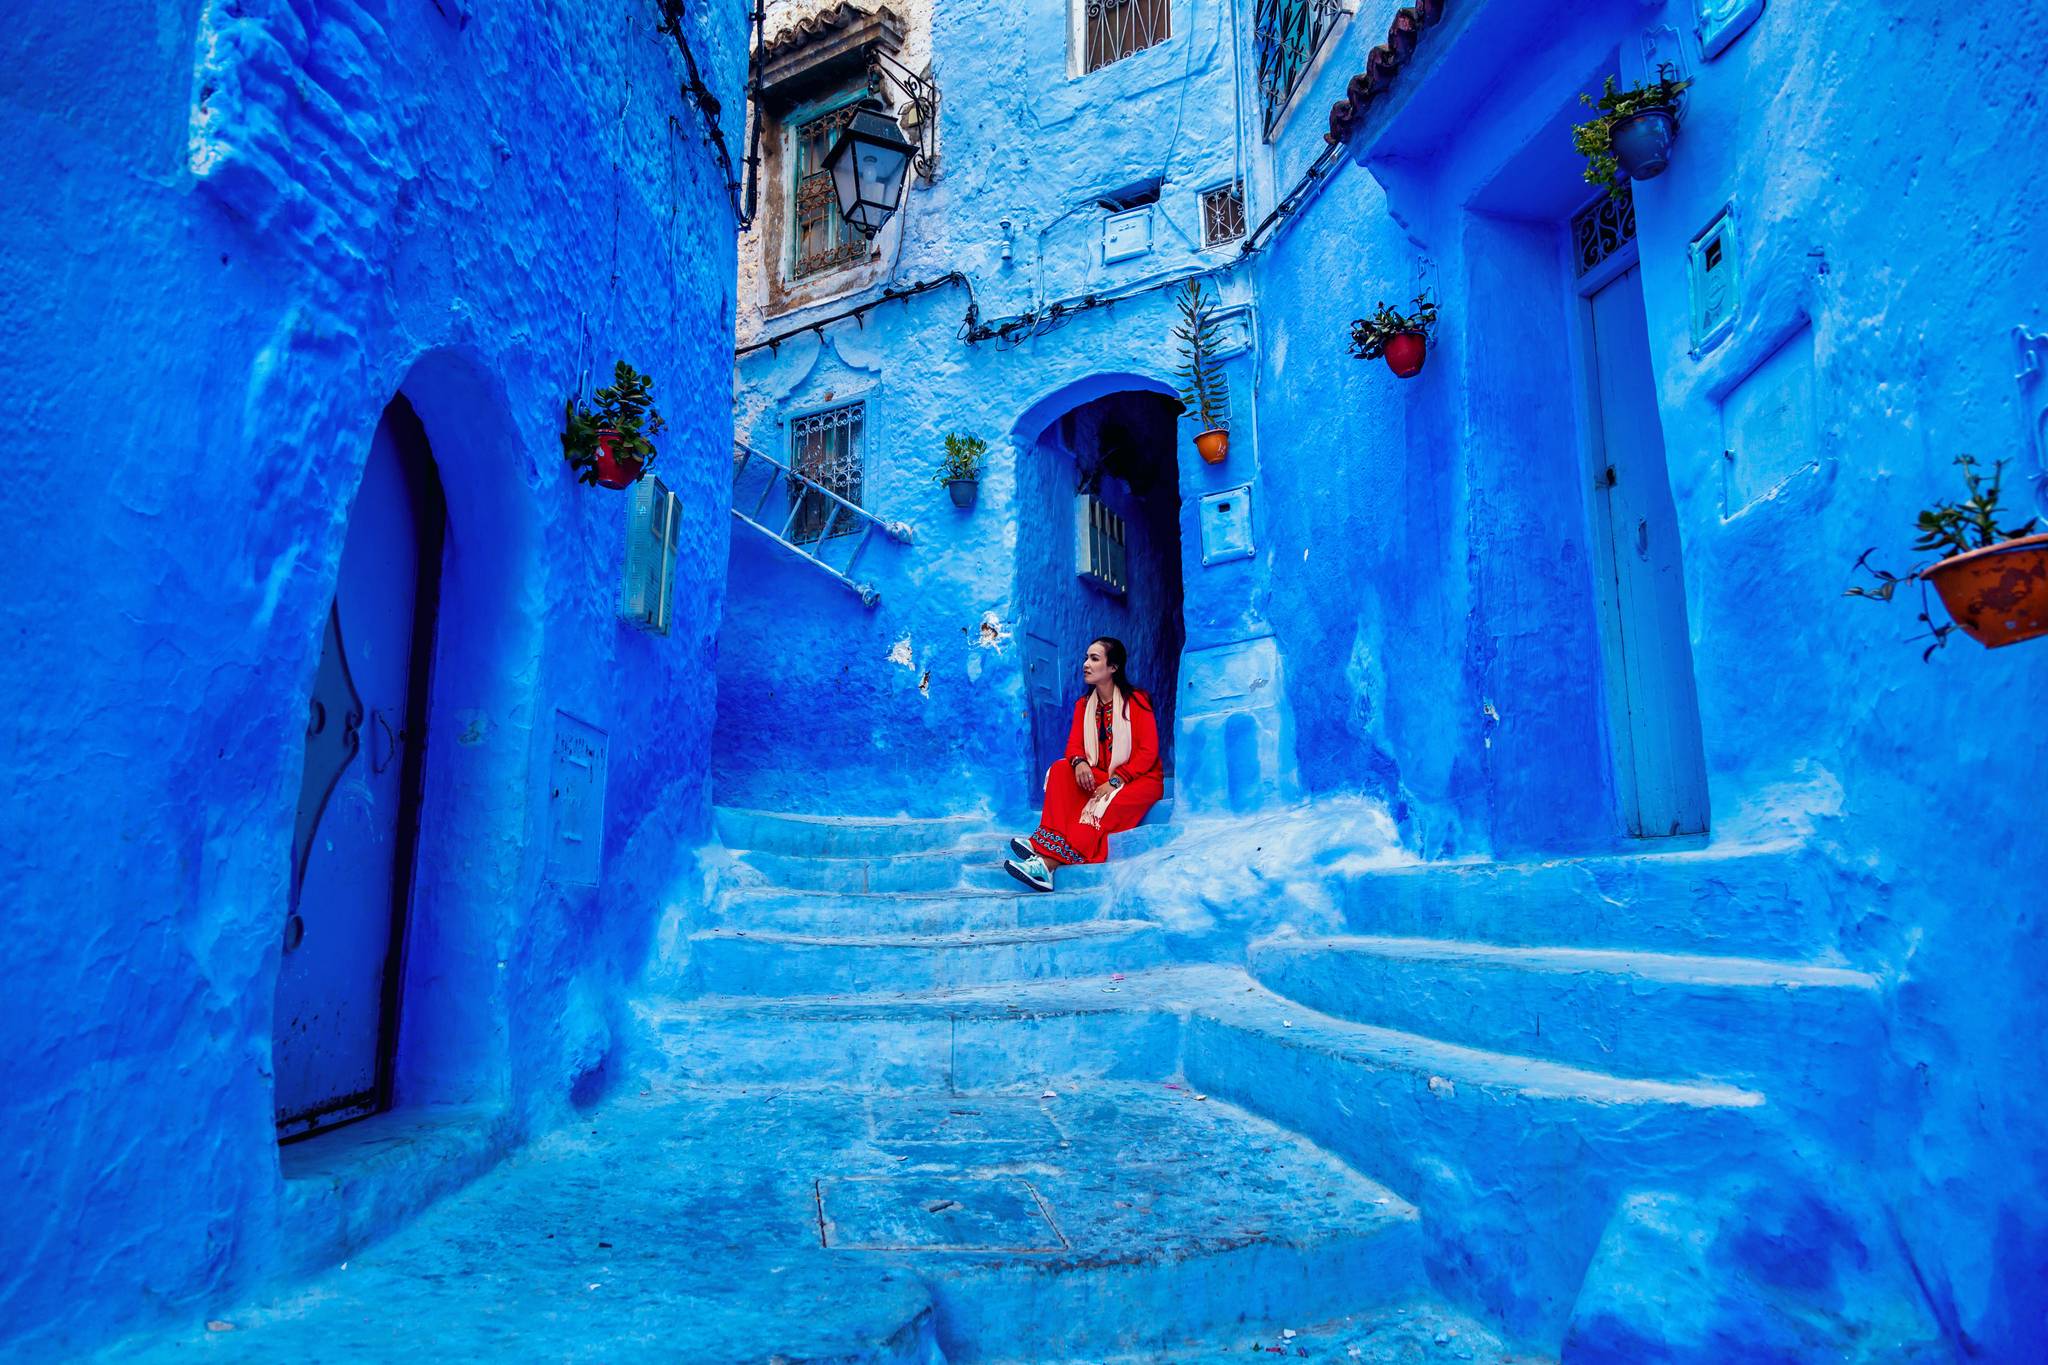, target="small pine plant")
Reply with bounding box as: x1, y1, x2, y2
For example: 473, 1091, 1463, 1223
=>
562, 360, 666, 485
1573, 68, 1692, 188
1173, 280, 1228, 432
934, 432, 989, 484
